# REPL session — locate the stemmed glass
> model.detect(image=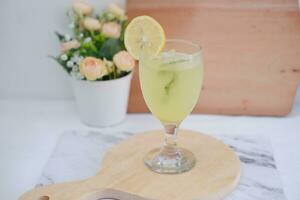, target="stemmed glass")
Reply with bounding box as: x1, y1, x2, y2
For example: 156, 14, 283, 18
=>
139, 39, 204, 174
